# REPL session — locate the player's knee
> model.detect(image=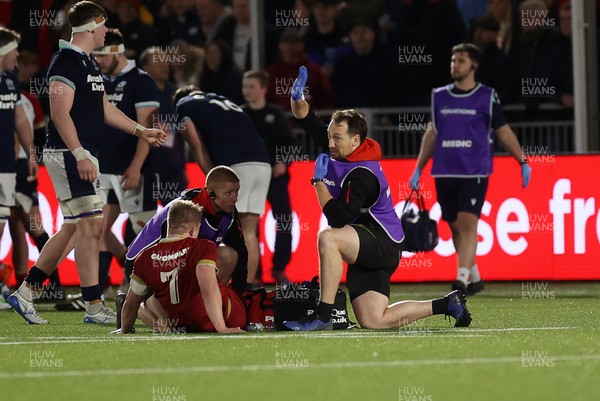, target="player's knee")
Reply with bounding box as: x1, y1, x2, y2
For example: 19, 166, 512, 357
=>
217, 246, 238, 270
318, 228, 337, 252
356, 313, 385, 329
77, 217, 103, 239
